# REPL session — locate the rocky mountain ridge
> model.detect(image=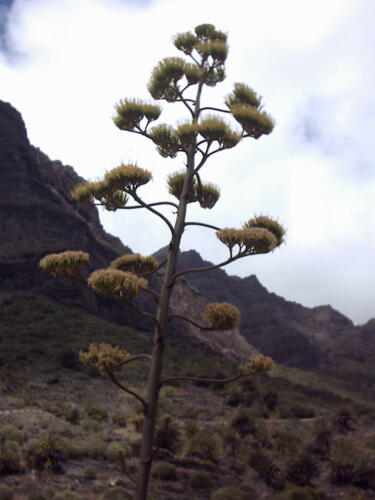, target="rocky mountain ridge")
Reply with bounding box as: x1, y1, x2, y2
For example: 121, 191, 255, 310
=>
1, 100, 374, 389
